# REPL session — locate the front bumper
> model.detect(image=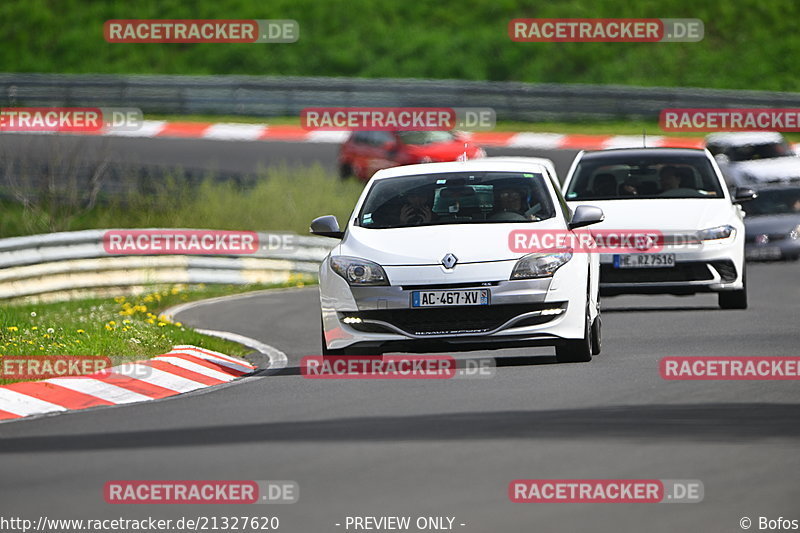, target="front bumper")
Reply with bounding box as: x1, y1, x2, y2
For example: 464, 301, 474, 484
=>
598, 238, 745, 295
320, 258, 589, 351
